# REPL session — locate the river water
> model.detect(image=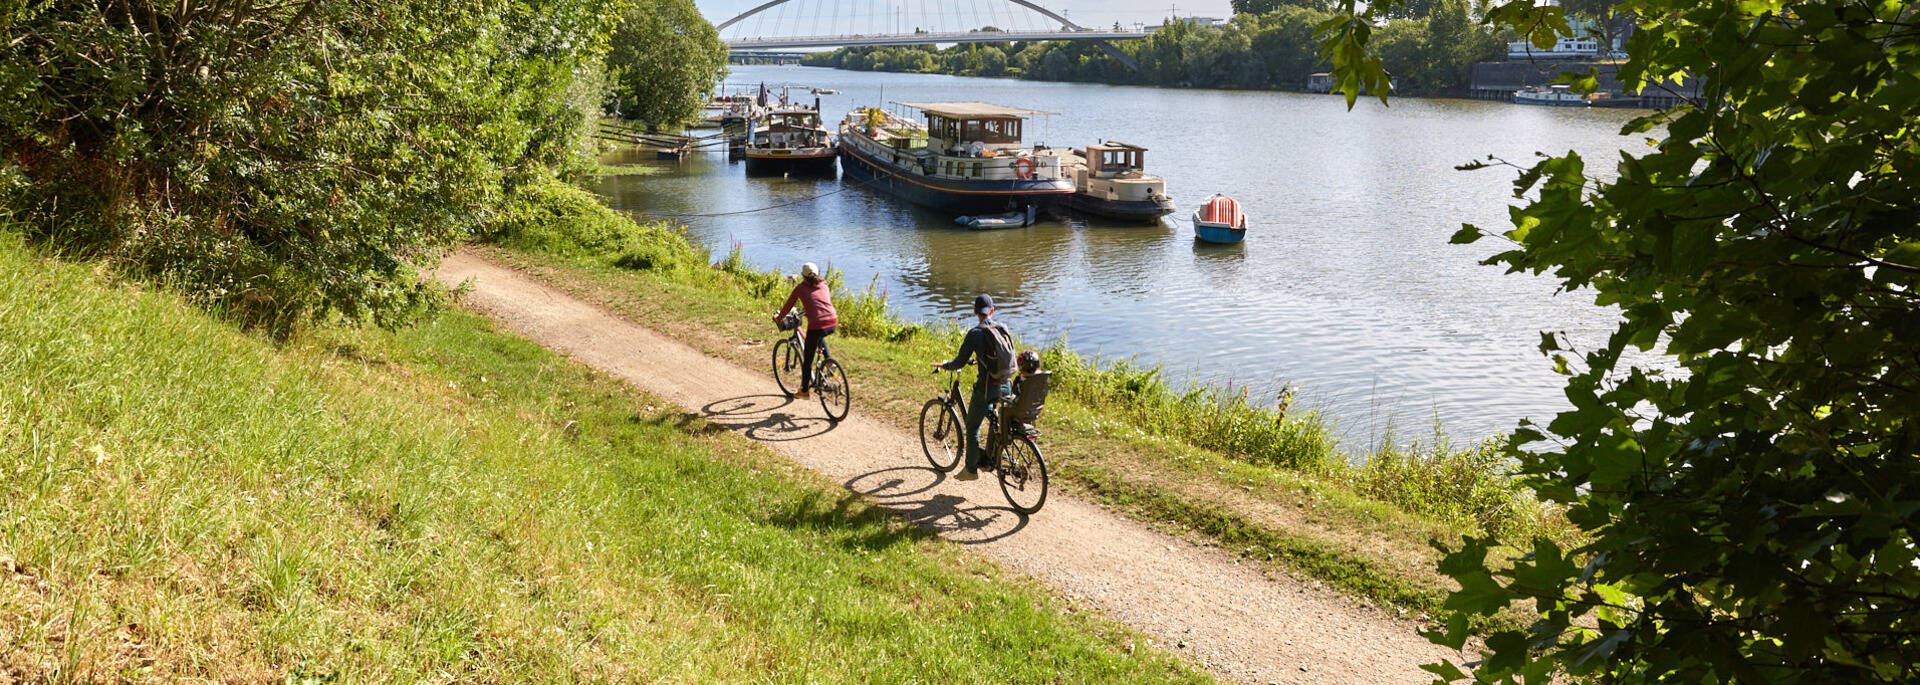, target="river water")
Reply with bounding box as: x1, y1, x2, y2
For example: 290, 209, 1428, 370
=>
589, 64, 1649, 448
